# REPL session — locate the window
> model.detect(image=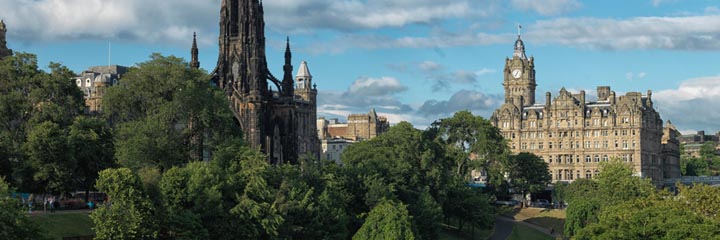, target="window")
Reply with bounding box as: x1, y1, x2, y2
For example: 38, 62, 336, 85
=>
585, 155, 591, 163
577, 170, 581, 180
549, 142, 553, 149
603, 141, 608, 149
576, 155, 580, 163
593, 141, 599, 149
76, 79, 81, 86
86, 79, 91, 85
585, 141, 591, 149
632, 140, 636, 148
539, 142, 544, 149
603, 155, 608, 162
622, 140, 628, 149
585, 170, 592, 179
594, 155, 600, 162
